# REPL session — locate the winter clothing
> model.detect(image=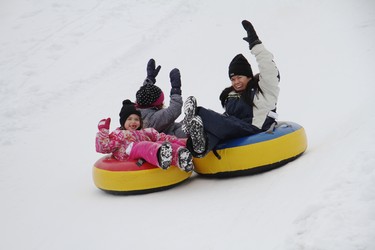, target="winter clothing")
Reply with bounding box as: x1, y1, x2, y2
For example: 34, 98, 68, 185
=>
187, 115, 206, 154
136, 83, 165, 108
177, 147, 194, 172
95, 122, 191, 171
136, 62, 186, 138
96, 98, 192, 171
119, 100, 142, 127
130, 141, 172, 170
139, 94, 186, 138
181, 95, 197, 134
169, 68, 182, 95
242, 20, 262, 50
184, 20, 280, 158
146, 58, 161, 84
136, 59, 165, 108
228, 54, 253, 79
98, 117, 111, 131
